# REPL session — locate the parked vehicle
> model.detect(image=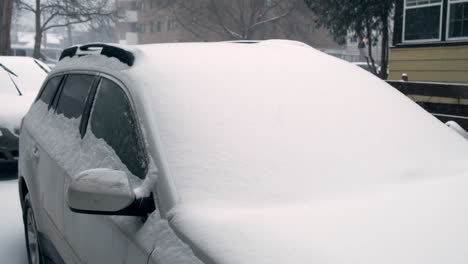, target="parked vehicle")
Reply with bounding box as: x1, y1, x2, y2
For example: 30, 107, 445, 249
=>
0, 56, 49, 172
19, 41, 468, 264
